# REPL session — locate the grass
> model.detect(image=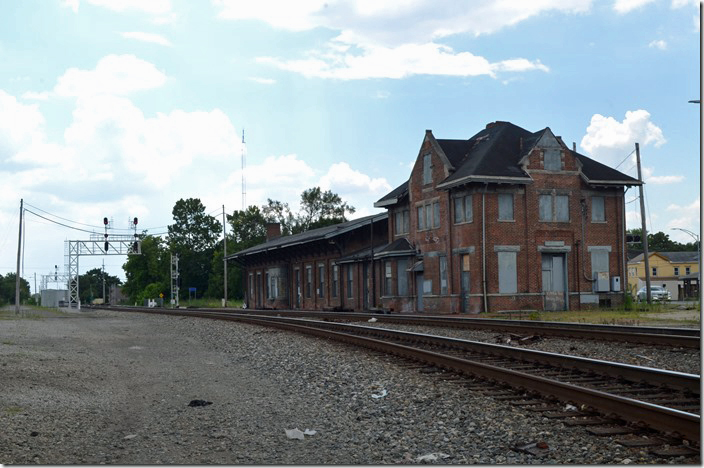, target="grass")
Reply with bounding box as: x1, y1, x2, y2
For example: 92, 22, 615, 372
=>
172, 298, 245, 309
491, 303, 700, 326
0, 306, 71, 320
